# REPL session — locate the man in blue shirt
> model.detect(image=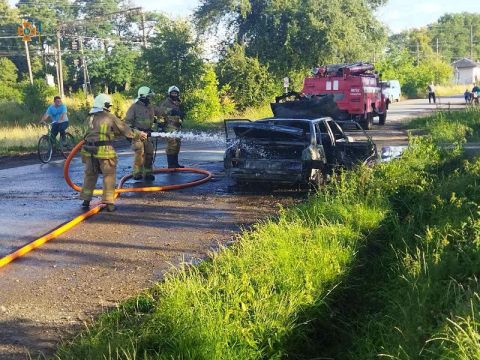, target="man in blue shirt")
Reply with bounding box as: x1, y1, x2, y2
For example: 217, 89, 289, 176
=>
40, 96, 69, 142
